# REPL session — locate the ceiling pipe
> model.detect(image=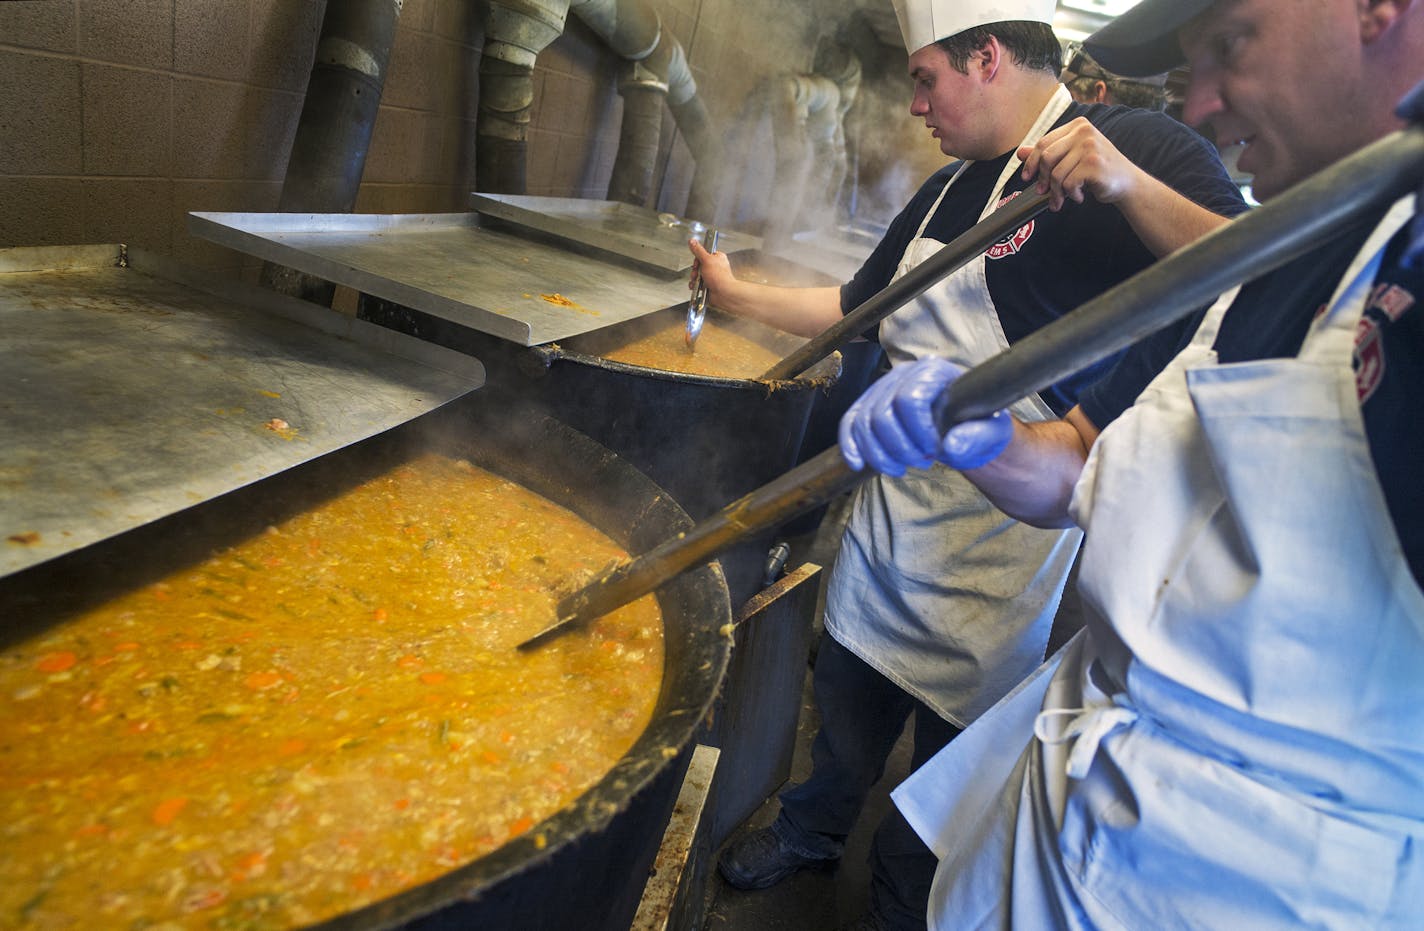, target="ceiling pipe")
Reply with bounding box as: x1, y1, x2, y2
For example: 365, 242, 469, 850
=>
262, 0, 403, 305
605, 43, 670, 207
475, 0, 573, 195
718, 39, 860, 247
567, 0, 660, 60
566, 0, 664, 209
760, 75, 831, 250
475, 0, 722, 220
761, 40, 860, 248
663, 37, 721, 223
572, 0, 722, 222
